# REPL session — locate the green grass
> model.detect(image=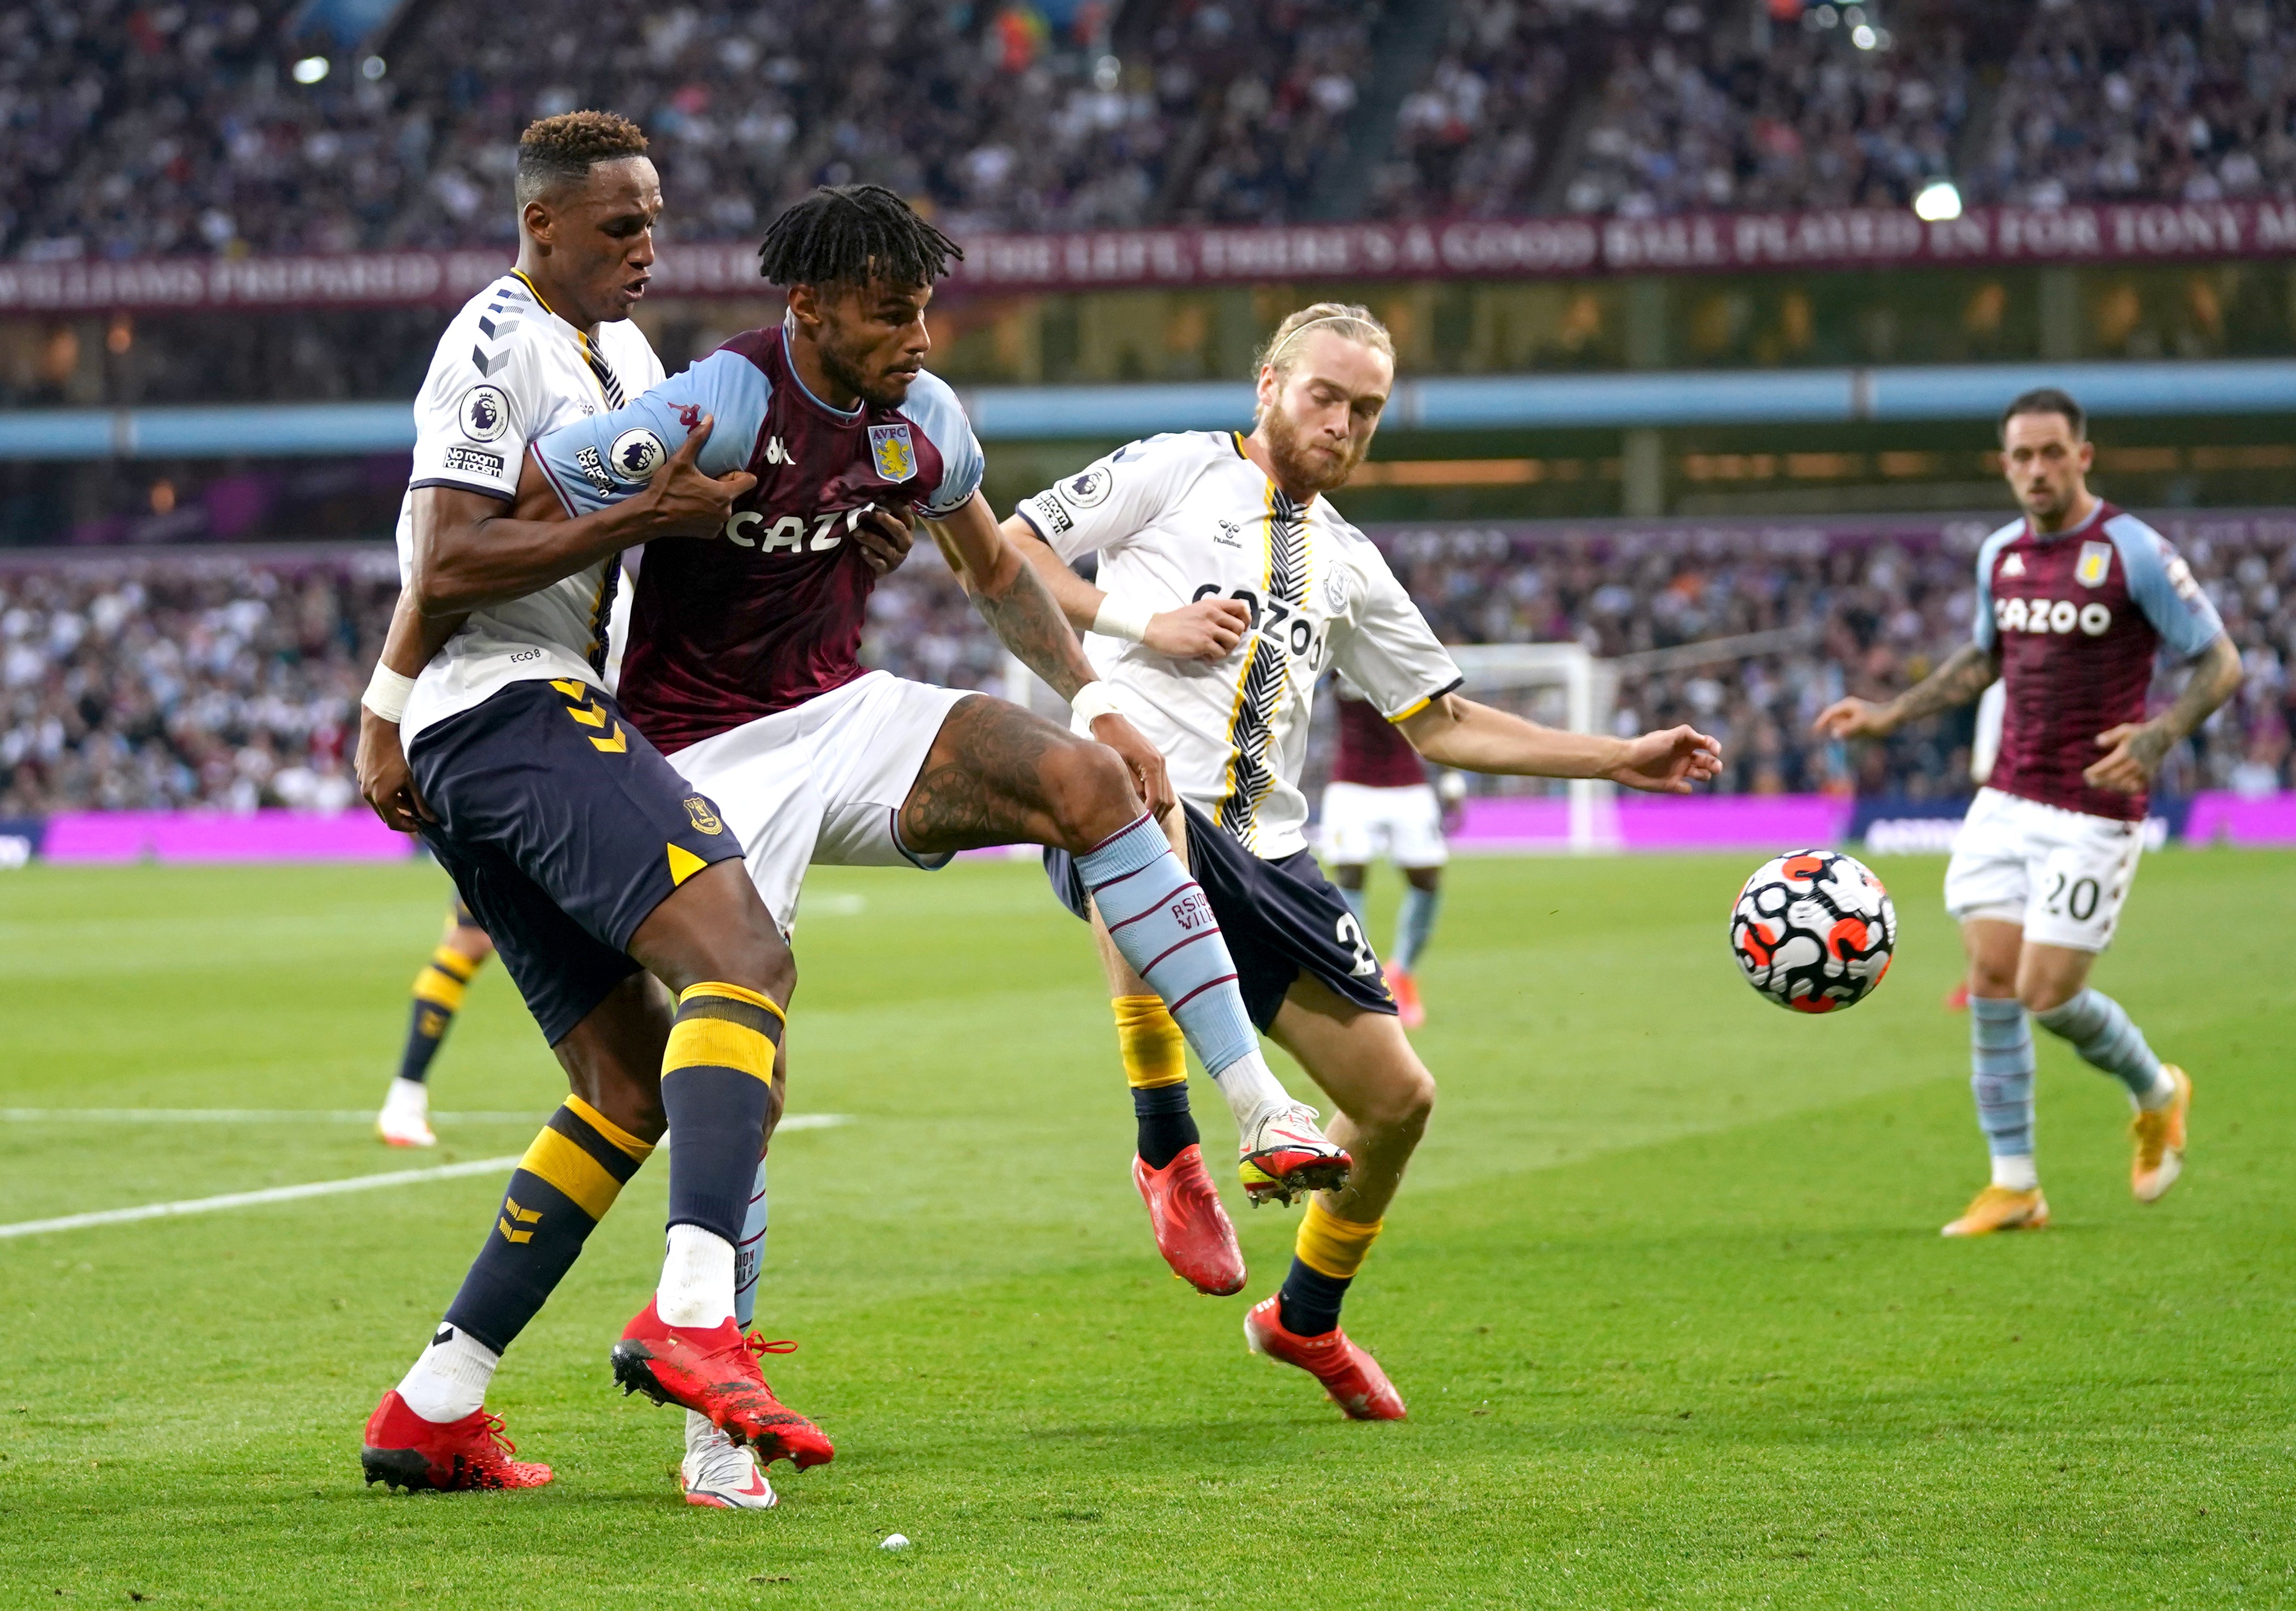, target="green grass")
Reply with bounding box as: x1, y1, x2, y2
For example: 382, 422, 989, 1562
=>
2, 849, 2293, 1608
